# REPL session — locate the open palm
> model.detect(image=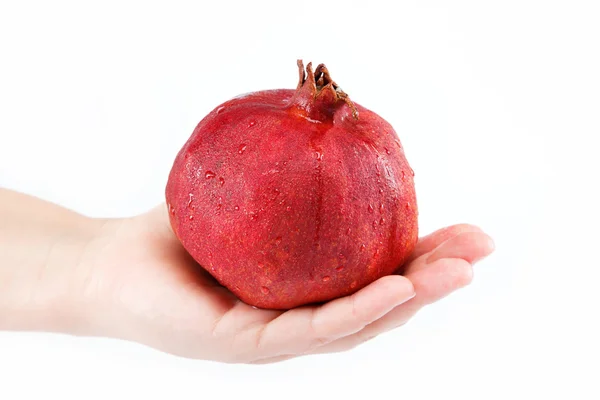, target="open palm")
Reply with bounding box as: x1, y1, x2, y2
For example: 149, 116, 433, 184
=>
85, 204, 494, 364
